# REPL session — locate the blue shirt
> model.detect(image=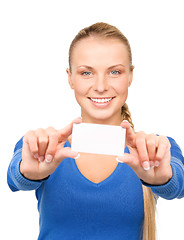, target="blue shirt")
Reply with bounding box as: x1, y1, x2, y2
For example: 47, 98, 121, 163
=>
7, 137, 184, 239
